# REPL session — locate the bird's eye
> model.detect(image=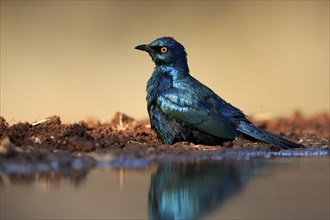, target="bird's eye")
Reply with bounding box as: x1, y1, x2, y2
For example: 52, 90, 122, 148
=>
160, 47, 168, 53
